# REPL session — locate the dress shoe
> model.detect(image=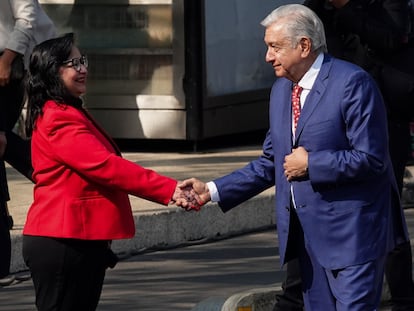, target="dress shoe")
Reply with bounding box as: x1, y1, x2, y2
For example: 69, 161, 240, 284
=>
15, 272, 31, 282
0, 275, 15, 287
